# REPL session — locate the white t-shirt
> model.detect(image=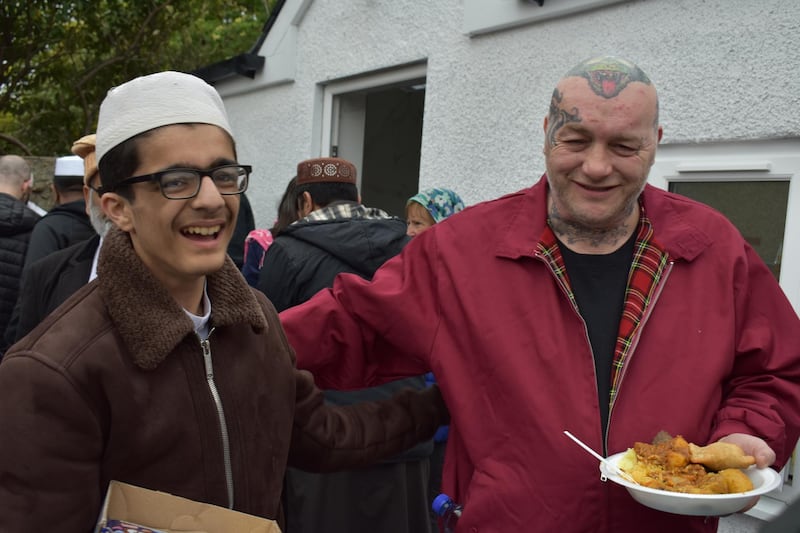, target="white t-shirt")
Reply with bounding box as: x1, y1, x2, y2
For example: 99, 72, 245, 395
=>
185, 284, 212, 339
